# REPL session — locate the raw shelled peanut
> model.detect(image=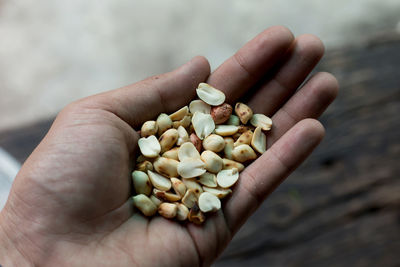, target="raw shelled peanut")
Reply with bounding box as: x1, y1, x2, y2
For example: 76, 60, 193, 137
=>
132, 82, 272, 224
190, 133, 202, 152
235, 102, 253, 124
211, 103, 232, 124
